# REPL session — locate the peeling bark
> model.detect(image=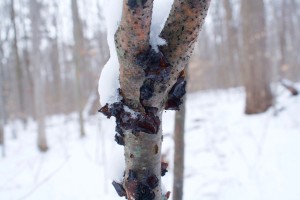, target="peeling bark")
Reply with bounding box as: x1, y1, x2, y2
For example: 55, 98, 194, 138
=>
100, 0, 210, 199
